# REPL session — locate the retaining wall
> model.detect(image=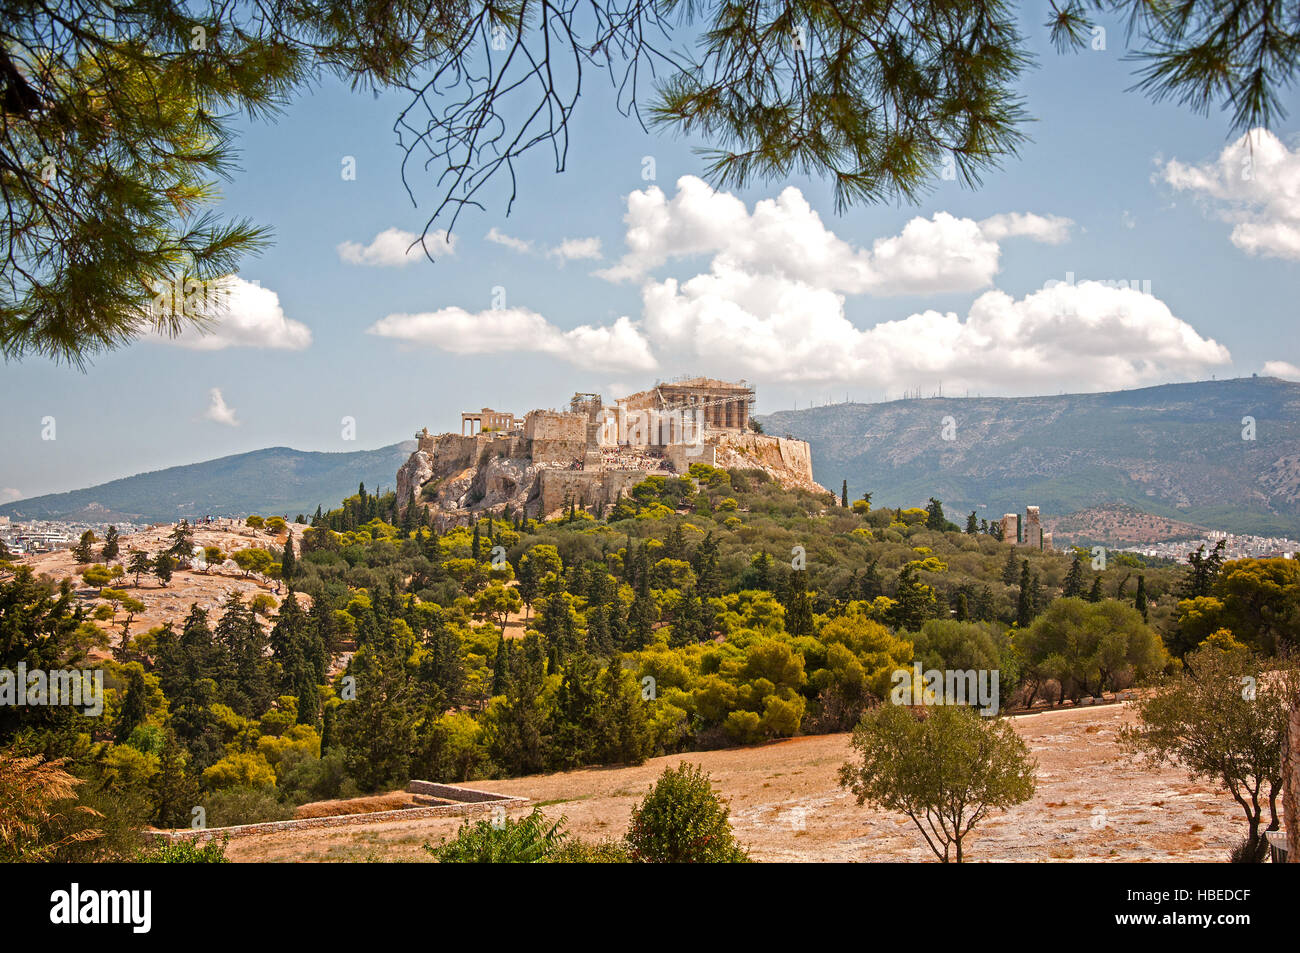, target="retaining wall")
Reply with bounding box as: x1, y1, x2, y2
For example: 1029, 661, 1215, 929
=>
149, 782, 527, 844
